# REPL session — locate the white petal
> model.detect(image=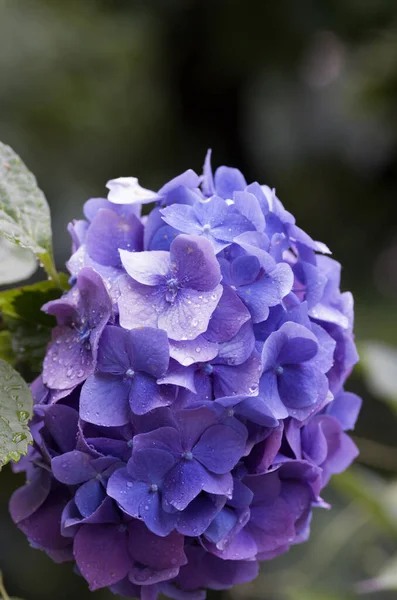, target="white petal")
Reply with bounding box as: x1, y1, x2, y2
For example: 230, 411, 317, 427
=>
106, 176, 158, 205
